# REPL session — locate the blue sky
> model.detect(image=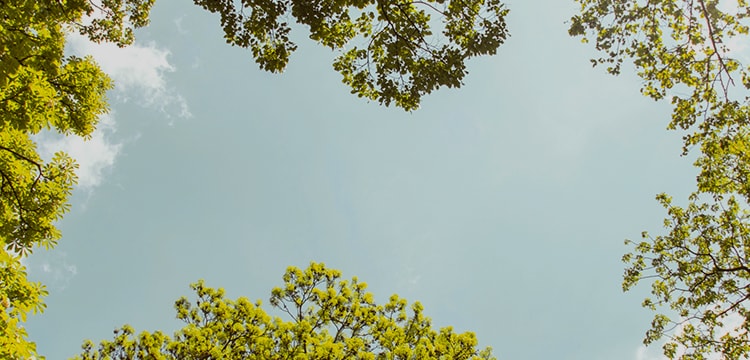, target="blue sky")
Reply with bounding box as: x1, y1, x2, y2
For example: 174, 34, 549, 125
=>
25, 1, 701, 359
